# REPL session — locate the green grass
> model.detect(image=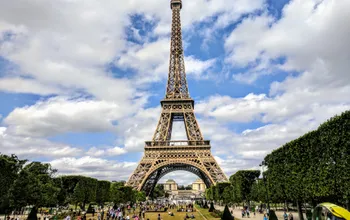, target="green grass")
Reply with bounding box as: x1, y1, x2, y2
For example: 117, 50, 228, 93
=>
143, 207, 219, 220
193, 205, 221, 220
